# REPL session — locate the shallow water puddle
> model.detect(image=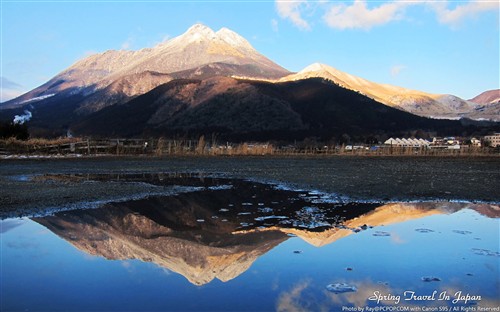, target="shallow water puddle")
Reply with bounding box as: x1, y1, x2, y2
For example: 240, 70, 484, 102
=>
1, 174, 499, 311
